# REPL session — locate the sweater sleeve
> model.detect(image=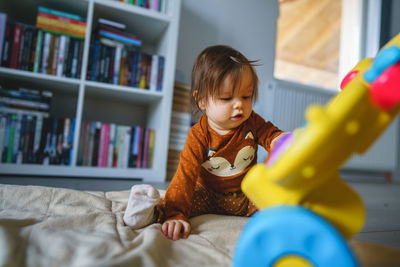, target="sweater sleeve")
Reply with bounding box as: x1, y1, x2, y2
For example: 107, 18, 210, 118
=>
252, 112, 283, 152
162, 124, 207, 223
